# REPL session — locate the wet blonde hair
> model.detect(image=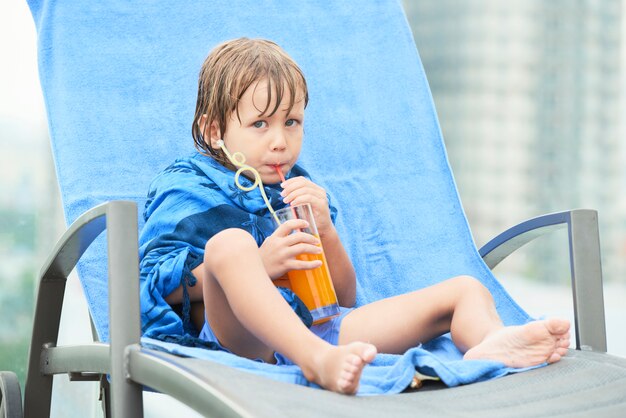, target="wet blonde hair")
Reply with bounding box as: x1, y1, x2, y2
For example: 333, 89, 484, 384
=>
192, 38, 309, 163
